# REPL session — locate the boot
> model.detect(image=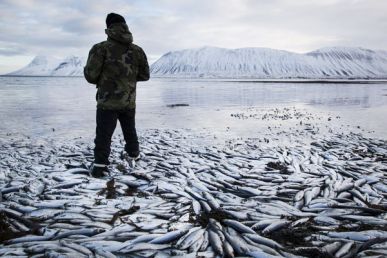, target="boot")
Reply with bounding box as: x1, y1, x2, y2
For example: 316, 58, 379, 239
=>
121, 151, 141, 162
129, 151, 140, 161
90, 164, 109, 178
